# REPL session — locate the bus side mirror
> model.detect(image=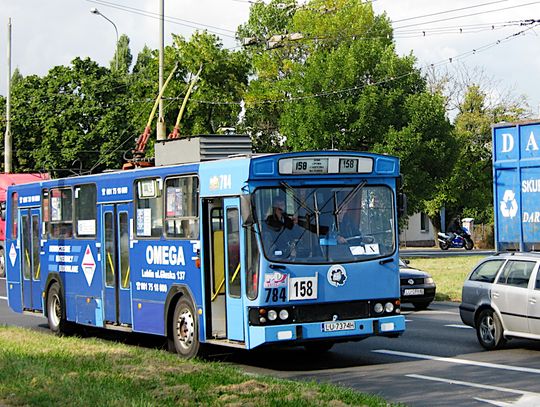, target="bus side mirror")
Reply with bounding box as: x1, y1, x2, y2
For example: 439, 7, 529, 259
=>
0, 201, 5, 221
240, 194, 255, 227
398, 193, 407, 218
